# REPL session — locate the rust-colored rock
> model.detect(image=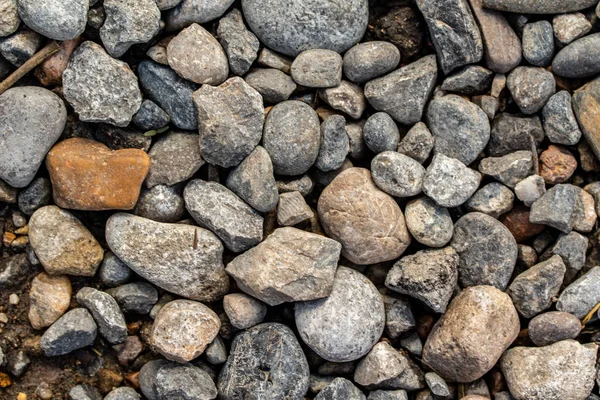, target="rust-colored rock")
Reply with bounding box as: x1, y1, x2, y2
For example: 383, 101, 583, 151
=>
539, 145, 578, 184
500, 205, 545, 243
28, 272, 72, 330
35, 38, 82, 87
46, 138, 150, 210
